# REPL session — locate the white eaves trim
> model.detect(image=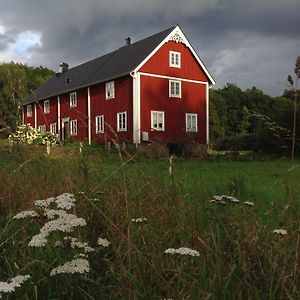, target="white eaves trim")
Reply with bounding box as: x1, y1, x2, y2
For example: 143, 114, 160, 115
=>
133, 25, 216, 86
